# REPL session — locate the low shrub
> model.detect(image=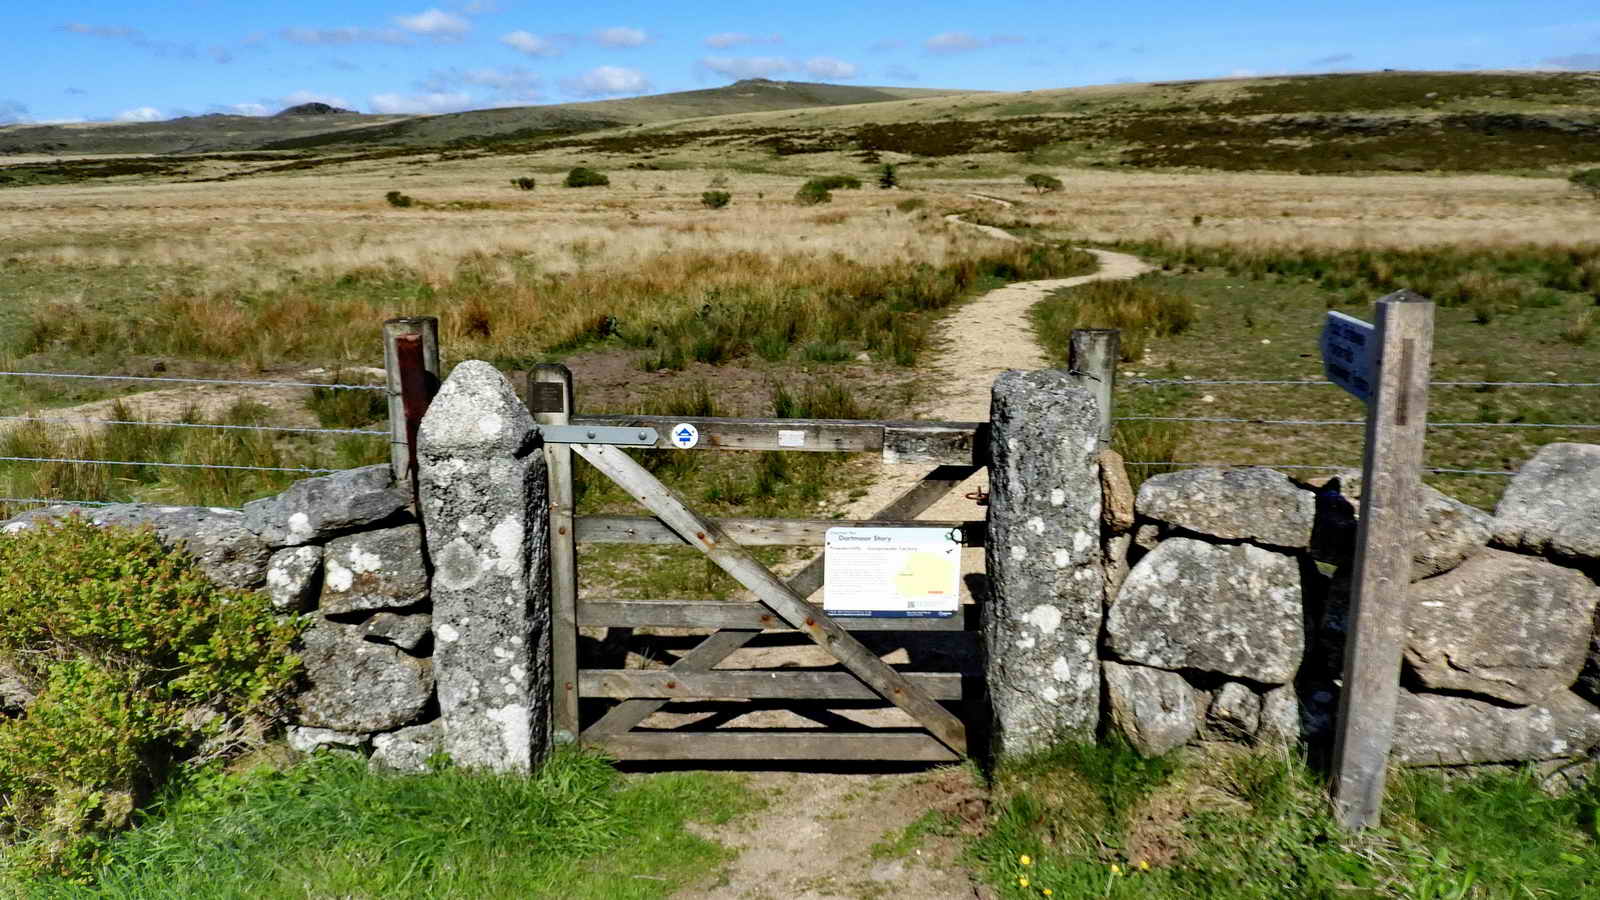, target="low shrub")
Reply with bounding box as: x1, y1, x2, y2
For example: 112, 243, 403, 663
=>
1024, 173, 1063, 194
564, 167, 610, 188
701, 190, 731, 210
794, 182, 832, 205
808, 174, 862, 191
0, 518, 302, 879
1569, 168, 1600, 199
896, 197, 926, 213
510, 176, 536, 191
1032, 275, 1197, 363
877, 164, 898, 189
384, 190, 414, 208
